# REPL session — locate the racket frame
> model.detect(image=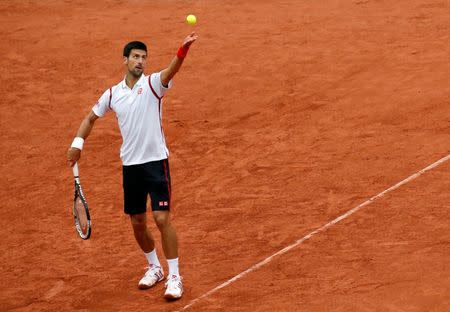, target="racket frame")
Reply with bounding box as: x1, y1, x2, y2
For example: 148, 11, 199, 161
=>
73, 163, 91, 240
